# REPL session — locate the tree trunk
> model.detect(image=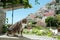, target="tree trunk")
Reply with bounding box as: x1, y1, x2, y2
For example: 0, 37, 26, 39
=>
12, 7, 14, 24
12, 4, 14, 24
